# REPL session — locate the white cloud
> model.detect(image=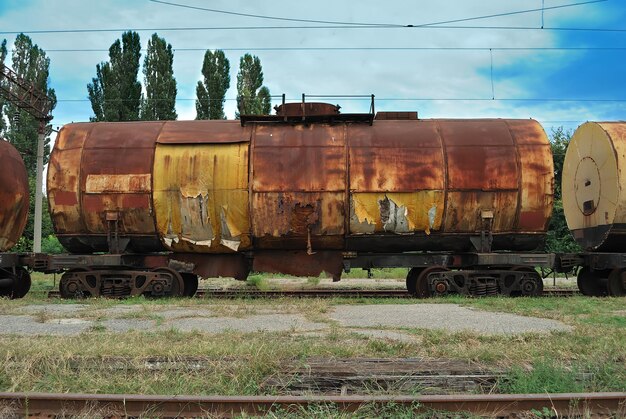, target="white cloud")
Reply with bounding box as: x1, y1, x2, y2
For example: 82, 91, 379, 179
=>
0, 0, 613, 129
